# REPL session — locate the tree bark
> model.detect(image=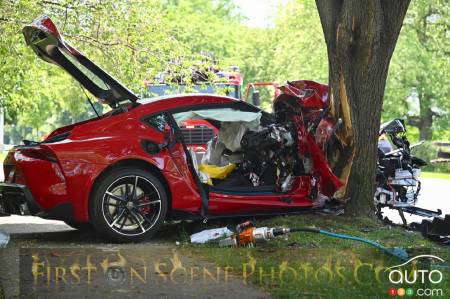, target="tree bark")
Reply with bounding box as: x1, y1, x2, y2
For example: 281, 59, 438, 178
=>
408, 81, 435, 140
315, 0, 410, 216
418, 101, 434, 140
409, 108, 433, 140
